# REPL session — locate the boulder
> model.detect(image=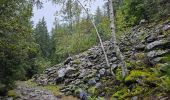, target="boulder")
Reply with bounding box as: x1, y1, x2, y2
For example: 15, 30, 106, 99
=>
147, 50, 169, 58
146, 39, 169, 50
